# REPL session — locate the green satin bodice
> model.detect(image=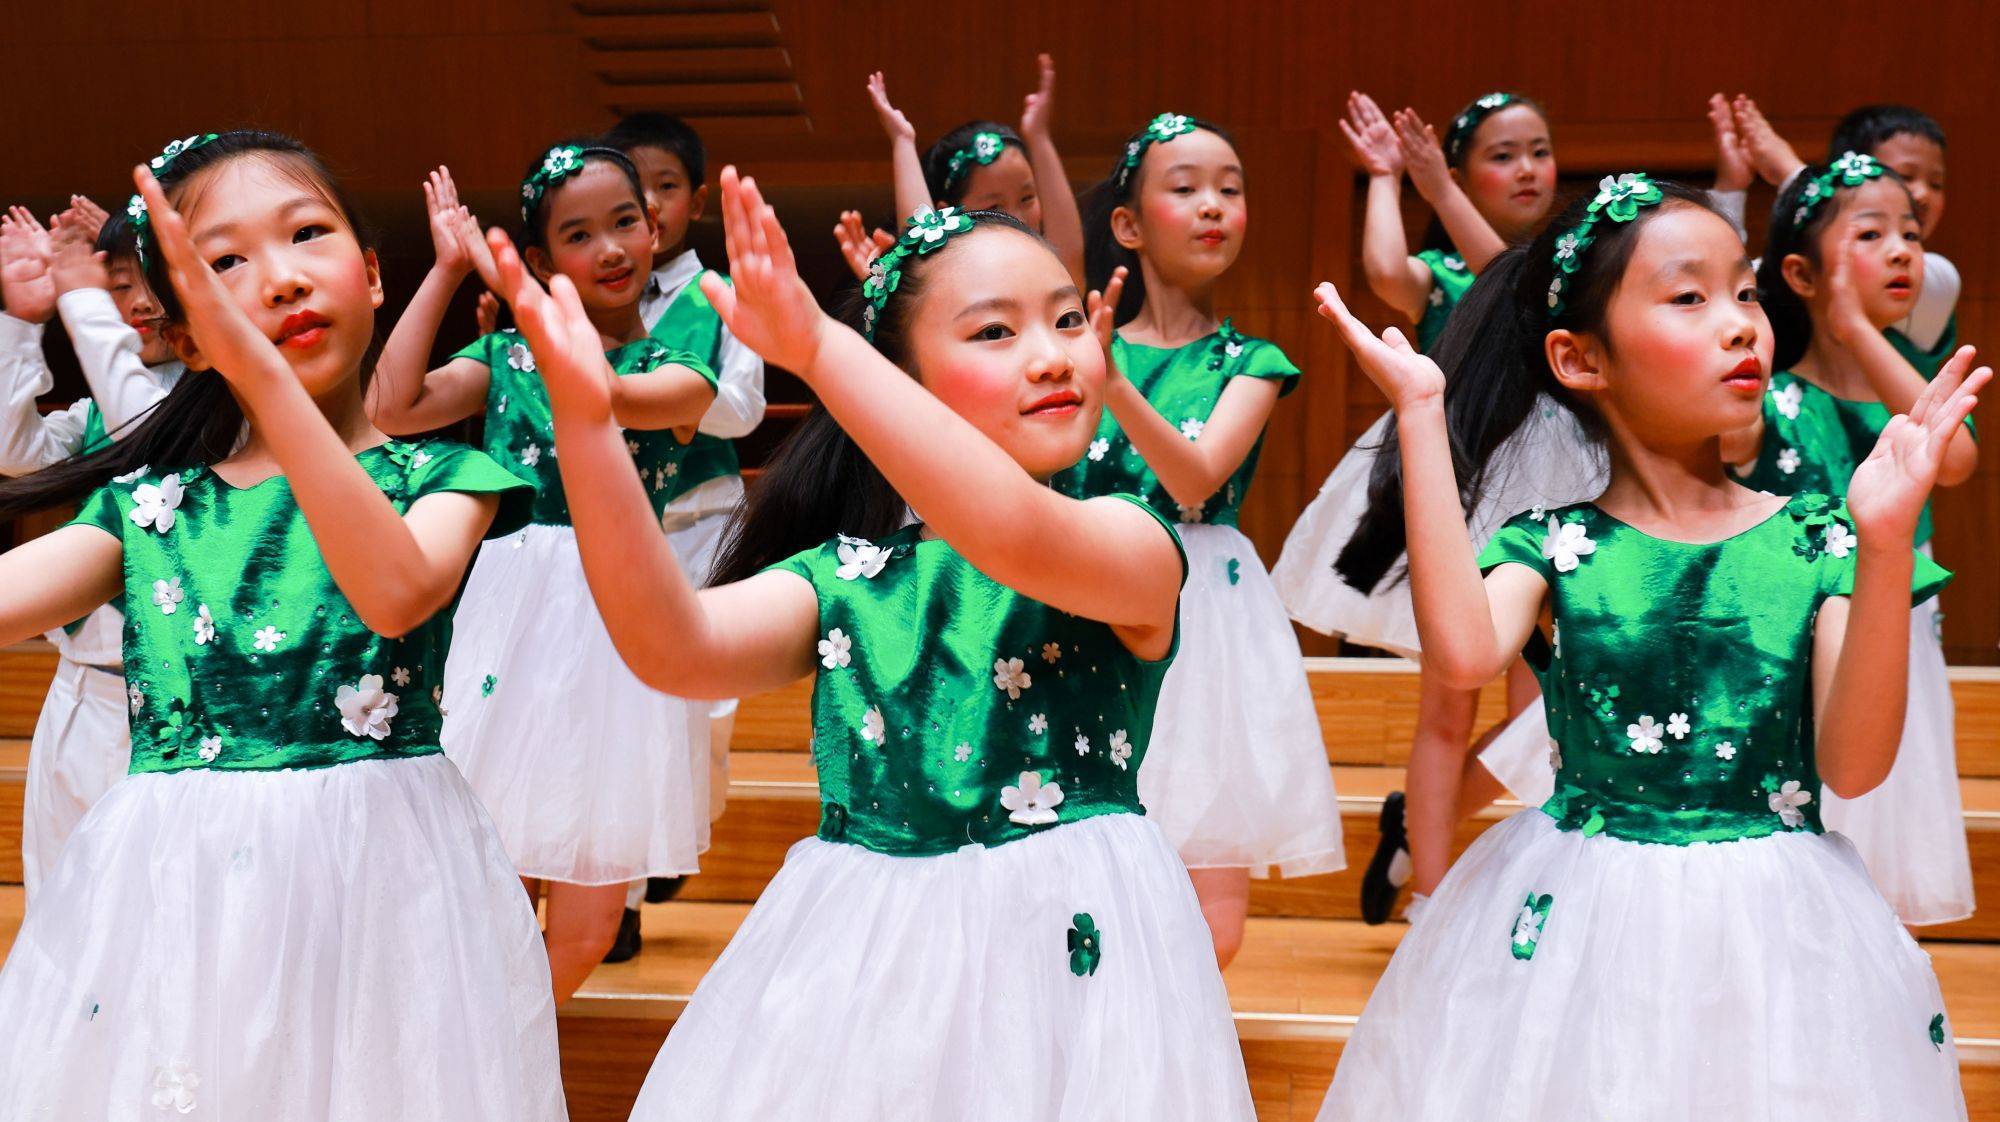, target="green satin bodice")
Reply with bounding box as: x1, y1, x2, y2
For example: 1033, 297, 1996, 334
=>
1053, 321, 1296, 527
67, 439, 530, 775
1415, 248, 1475, 352
453, 328, 716, 524
647, 270, 740, 494
769, 496, 1184, 857
1479, 493, 1950, 846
